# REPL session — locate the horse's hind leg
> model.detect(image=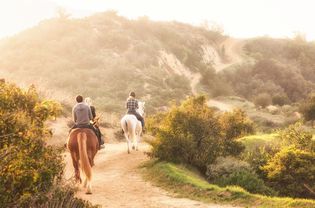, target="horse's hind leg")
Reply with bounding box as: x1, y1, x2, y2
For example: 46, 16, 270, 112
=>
135, 133, 141, 151
131, 129, 137, 151
71, 152, 81, 183
133, 133, 138, 151
124, 133, 131, 153
83, 177, 92, 194
83, 178, 87, 188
